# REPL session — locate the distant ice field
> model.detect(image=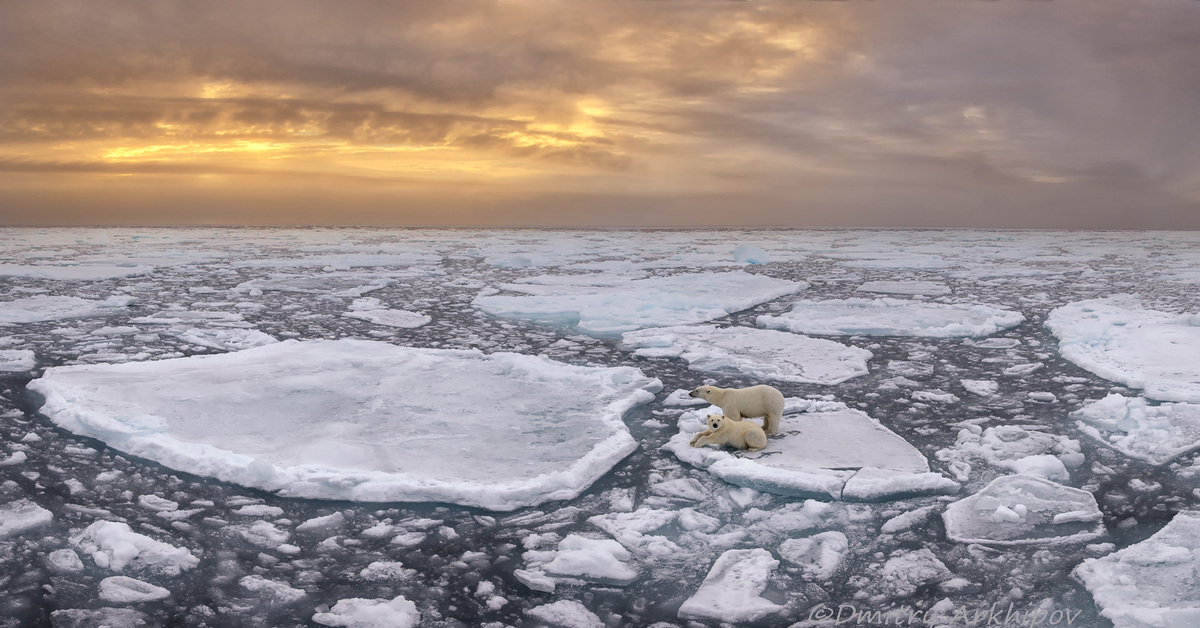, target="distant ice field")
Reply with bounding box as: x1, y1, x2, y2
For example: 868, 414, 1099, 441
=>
2, 227, 1200, 627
